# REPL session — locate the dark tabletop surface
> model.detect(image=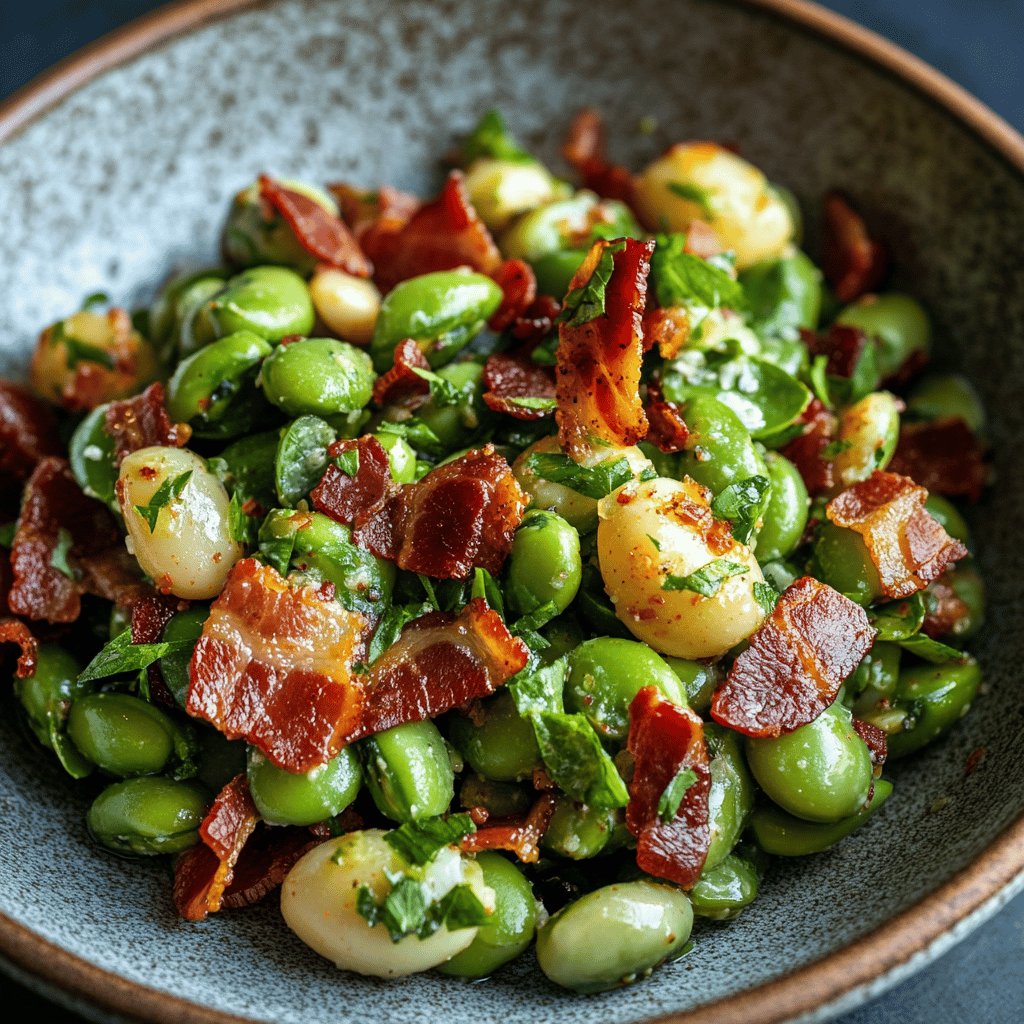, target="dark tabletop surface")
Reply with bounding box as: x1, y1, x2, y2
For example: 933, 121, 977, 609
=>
2, 1, 1022, 1021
